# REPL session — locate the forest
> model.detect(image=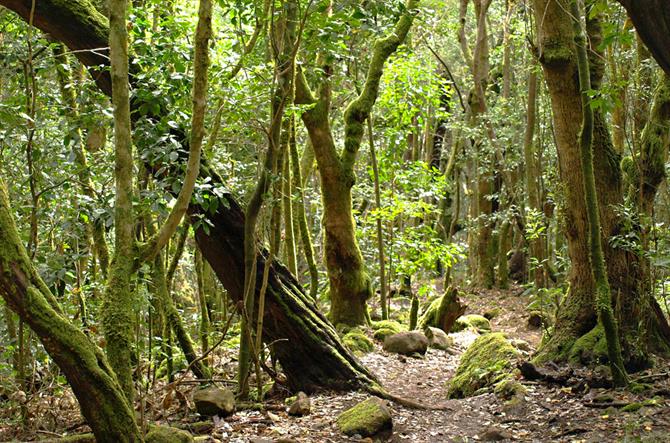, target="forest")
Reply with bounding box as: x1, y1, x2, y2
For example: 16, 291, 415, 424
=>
0, 0, 670, 441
